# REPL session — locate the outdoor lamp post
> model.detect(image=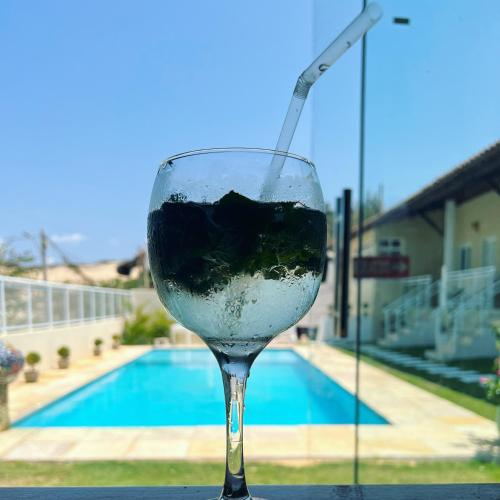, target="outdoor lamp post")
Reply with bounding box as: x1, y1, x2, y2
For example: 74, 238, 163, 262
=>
354, 5, 411, 483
